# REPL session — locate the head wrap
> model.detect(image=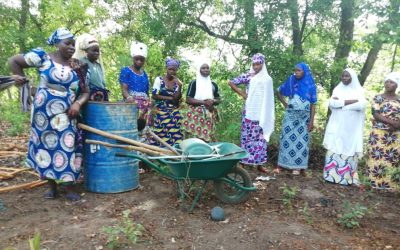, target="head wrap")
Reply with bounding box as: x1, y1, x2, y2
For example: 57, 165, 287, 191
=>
194, 62, 213, 101
252, 53, 265, 64
384, 72, 400, 85
278, 62, 317, 104
165, 57, 180, 69
246, 53, 275, 142
341, 68, 363, 91
130, 41, 147, 58
72, 33, 100, 60
47, 28, 74, 45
